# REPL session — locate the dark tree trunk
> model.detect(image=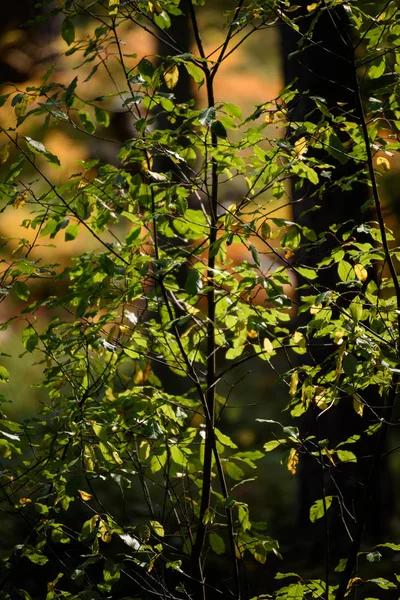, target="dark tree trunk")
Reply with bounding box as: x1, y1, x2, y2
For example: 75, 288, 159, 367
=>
280, 2, 393, 561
